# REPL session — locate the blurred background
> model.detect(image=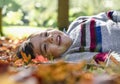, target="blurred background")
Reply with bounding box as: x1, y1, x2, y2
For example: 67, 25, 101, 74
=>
0, 0, 120, 39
